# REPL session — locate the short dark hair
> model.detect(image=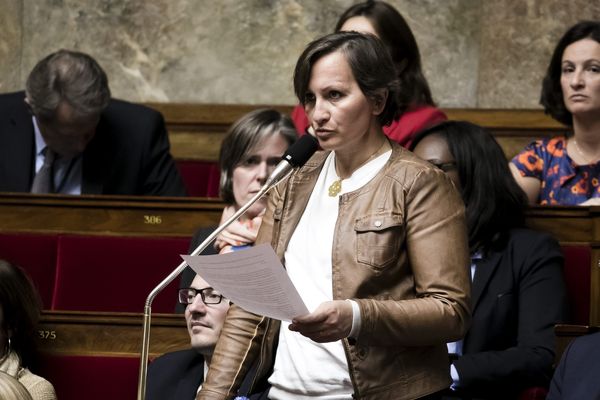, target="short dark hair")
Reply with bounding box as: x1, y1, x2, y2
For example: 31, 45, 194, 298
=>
0, 260, 42, 368
541, 20, 600, 126
219, 109, 297, 204
335, 0, 435, 111
294, 31, 400, 126
410, 121, 528, 253
25, 49, 111, 121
